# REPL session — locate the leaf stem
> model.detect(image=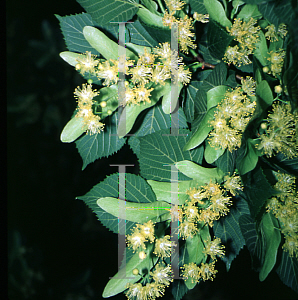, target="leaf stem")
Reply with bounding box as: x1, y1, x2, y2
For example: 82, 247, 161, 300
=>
156, 0, 165, 13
